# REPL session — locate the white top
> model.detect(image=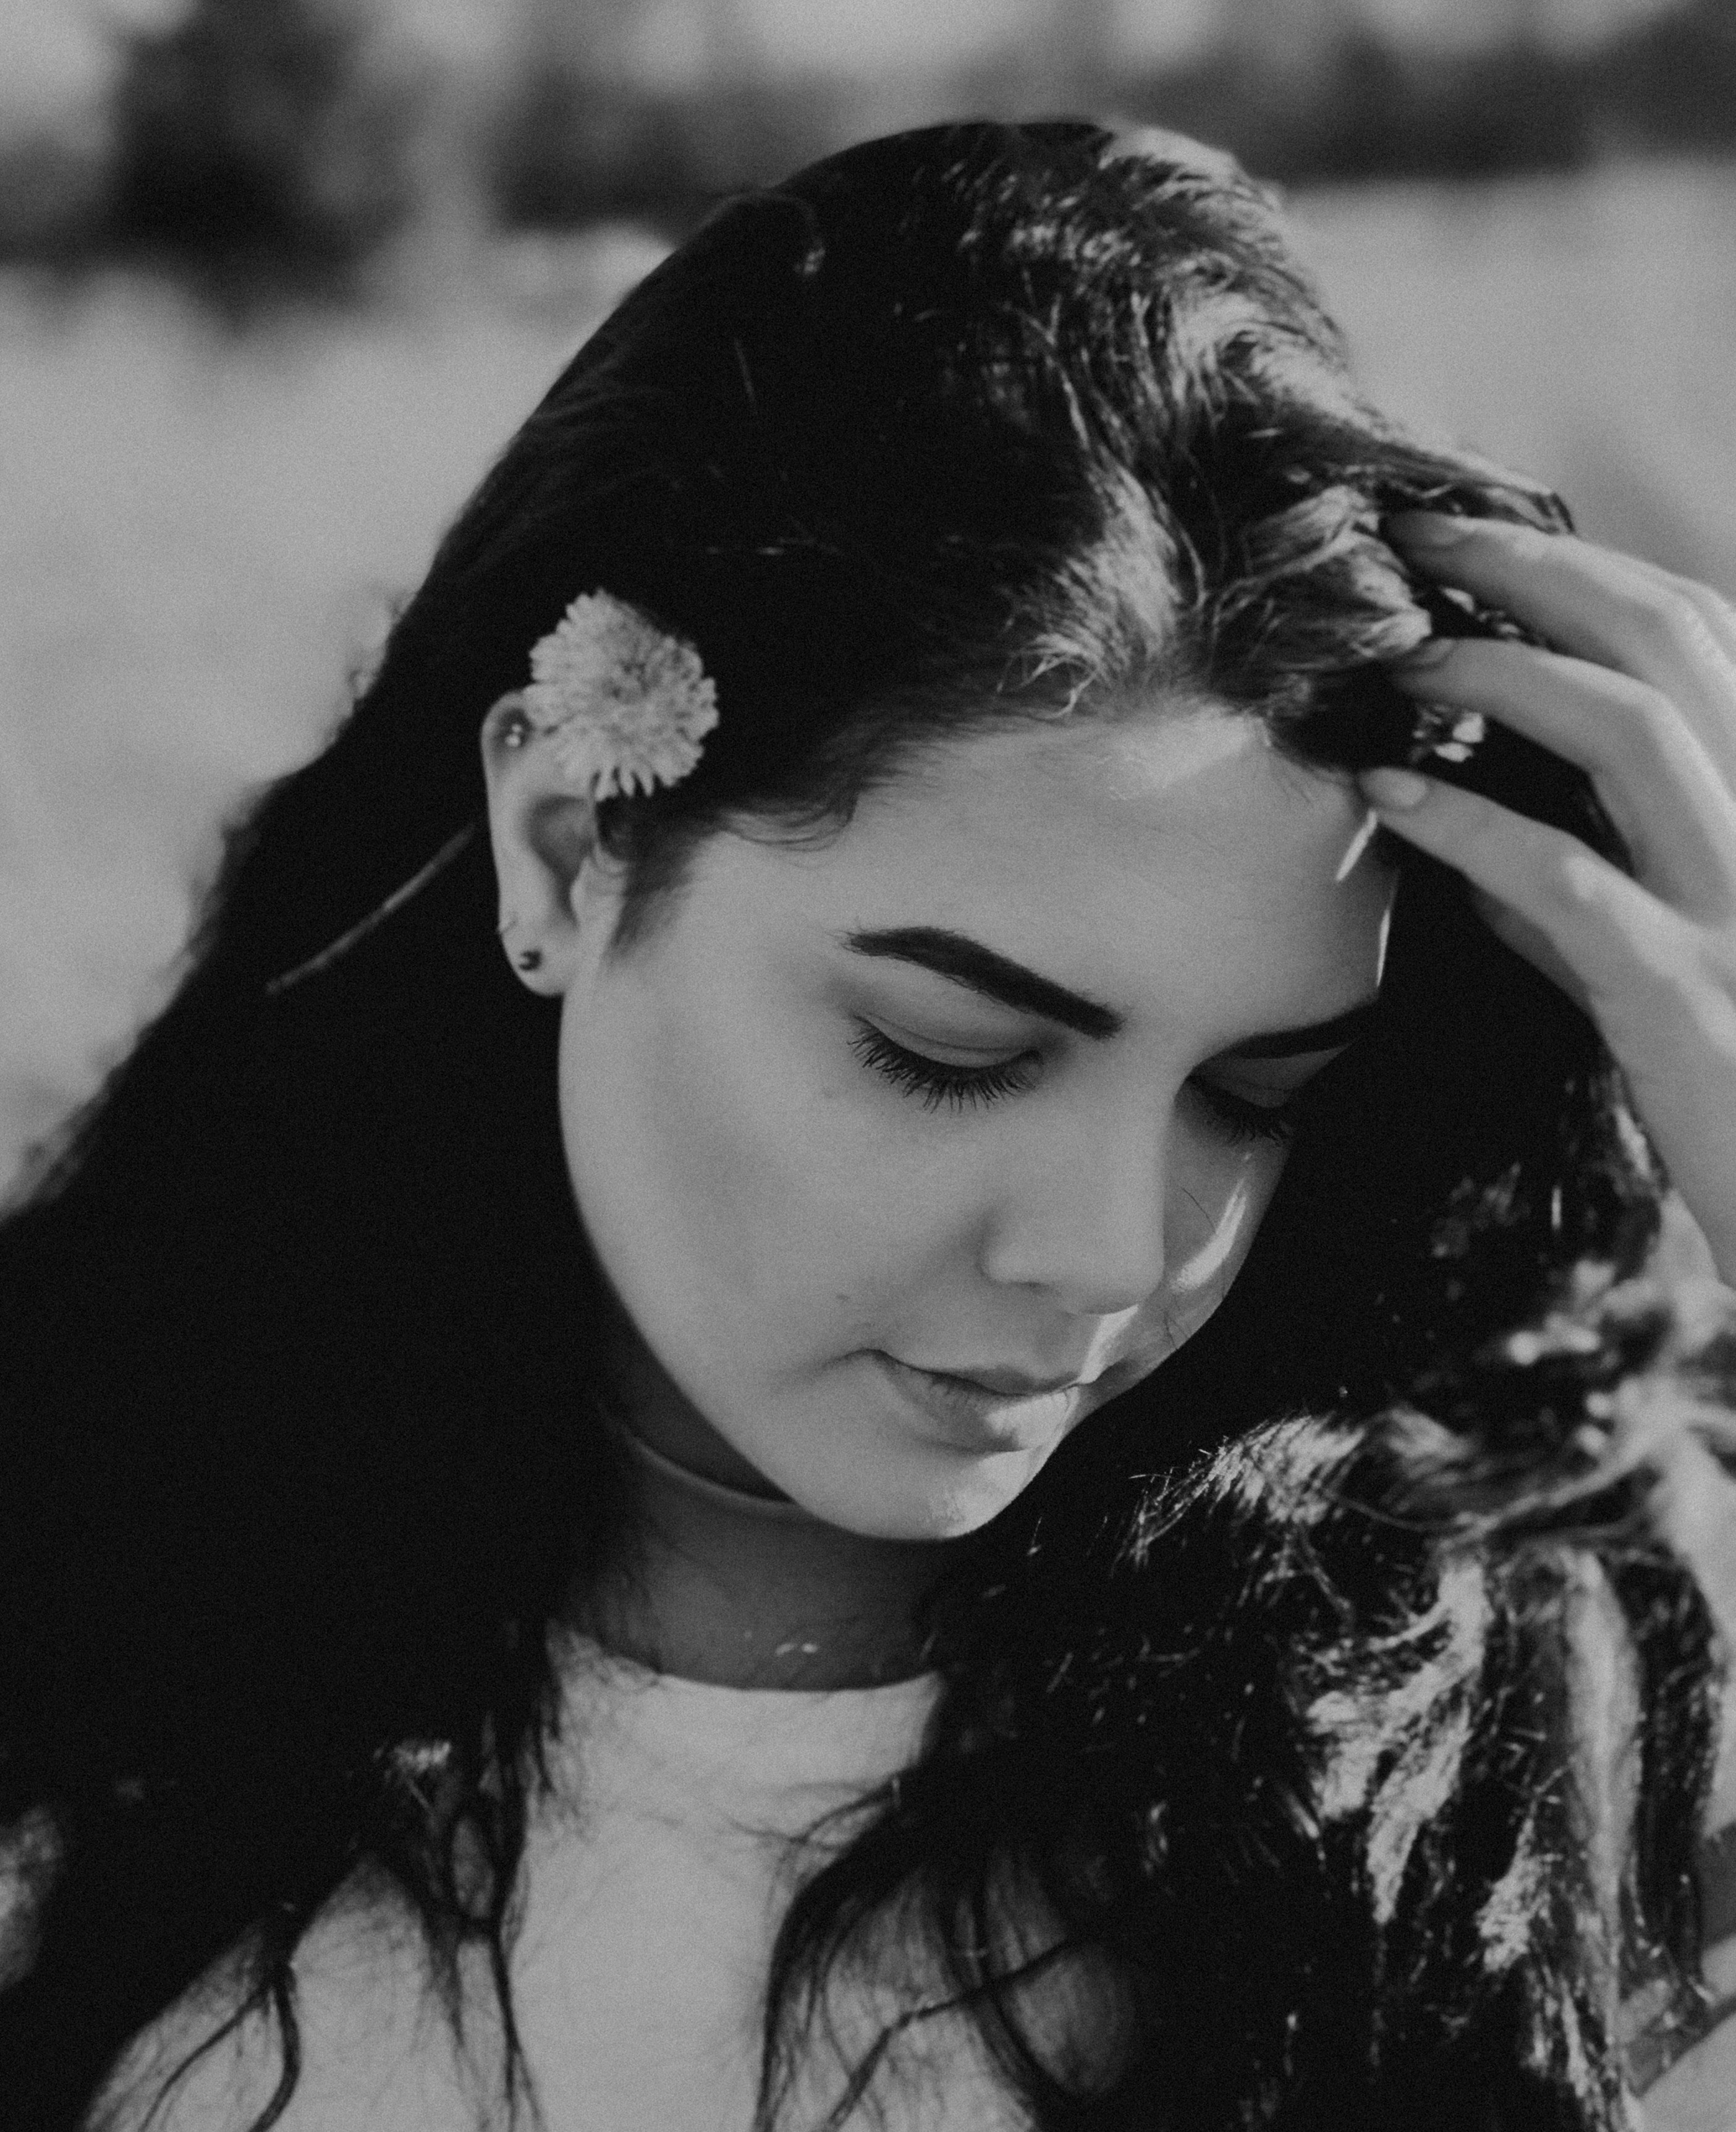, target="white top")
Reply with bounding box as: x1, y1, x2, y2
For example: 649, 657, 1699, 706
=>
94, 1639, 1036, 2131
514, 1635, 1011, 2132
